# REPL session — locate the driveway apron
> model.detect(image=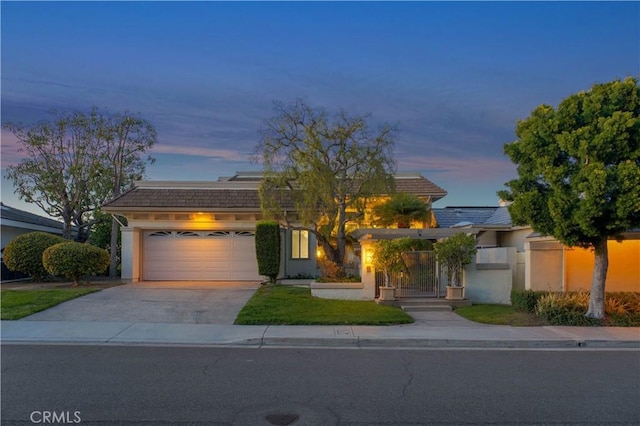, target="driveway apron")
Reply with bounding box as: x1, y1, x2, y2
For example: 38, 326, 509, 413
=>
21, 281, 260, 324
